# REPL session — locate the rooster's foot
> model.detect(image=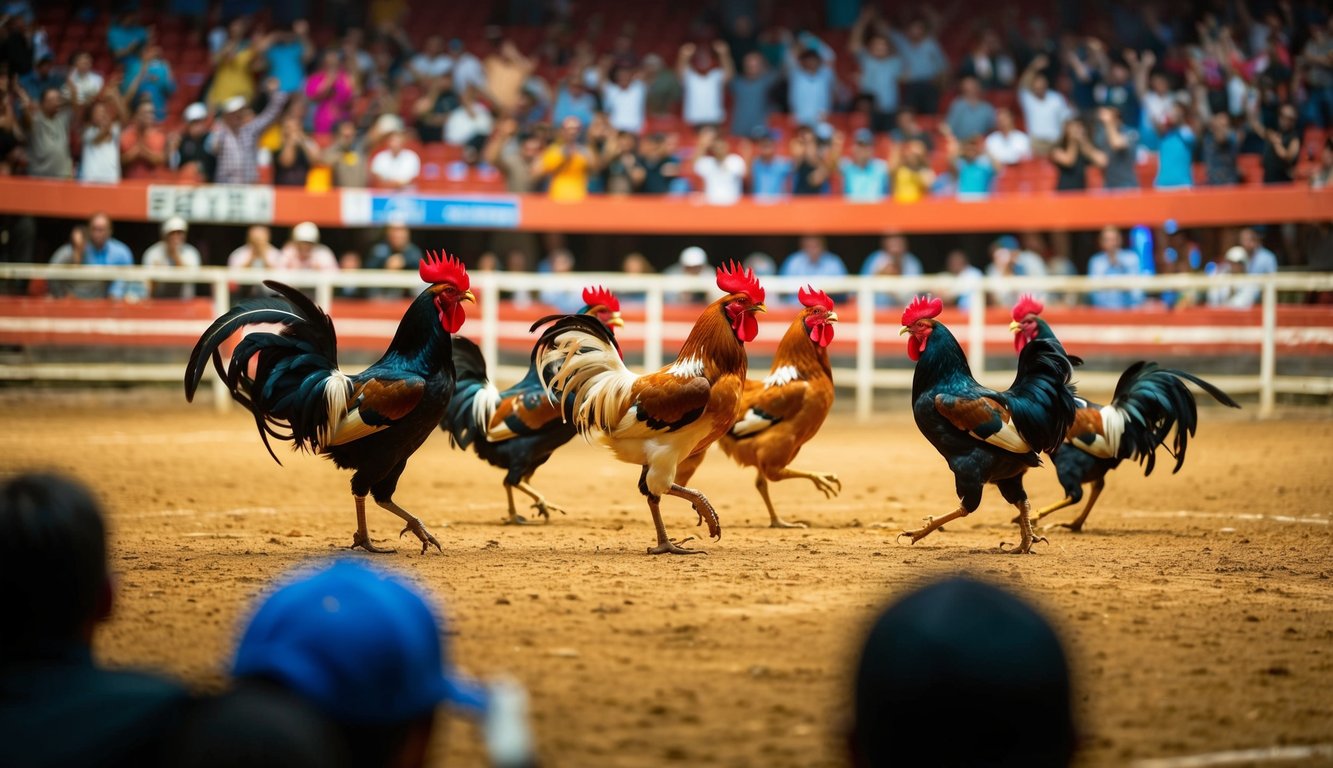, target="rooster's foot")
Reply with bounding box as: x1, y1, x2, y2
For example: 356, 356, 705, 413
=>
350, 530, 395, 554
999, 534, 1048, 554
1055, 521, 1085, 533
504, 514, 532, 525
647, 536, 705, 555
399, 518, 443, 554
770, 517, 809, 529
810, 473, 842, 498
531, 501, 564, 520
